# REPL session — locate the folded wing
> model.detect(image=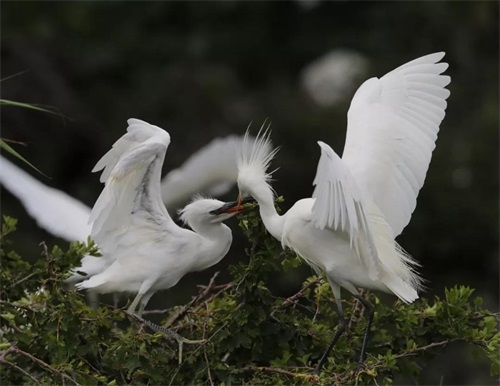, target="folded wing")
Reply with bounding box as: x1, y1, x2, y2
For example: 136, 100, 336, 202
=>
312, 141, 380, 280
